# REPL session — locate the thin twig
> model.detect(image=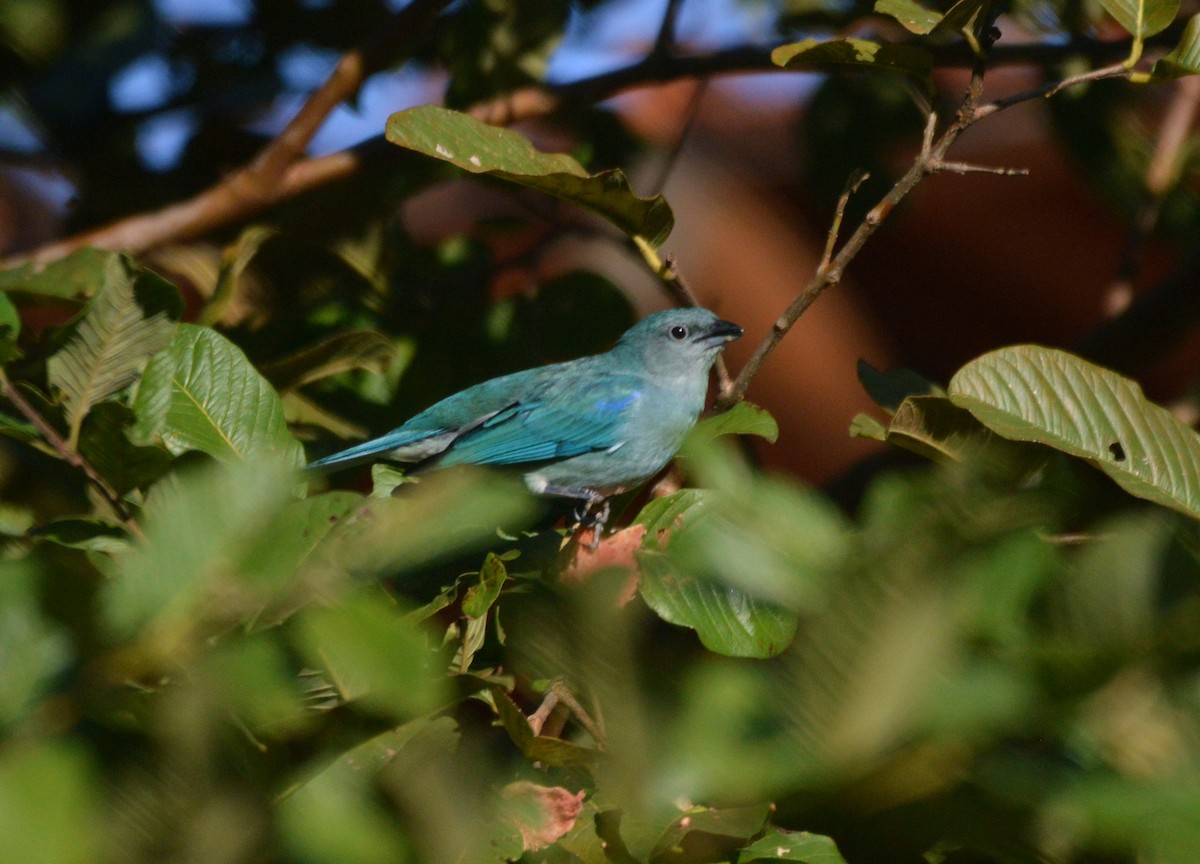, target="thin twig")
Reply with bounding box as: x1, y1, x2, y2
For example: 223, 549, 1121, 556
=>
972, 62, 1130, 121
819, 170, 870, 275
718, 21, 1002, 408
0, 369, 134, 525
